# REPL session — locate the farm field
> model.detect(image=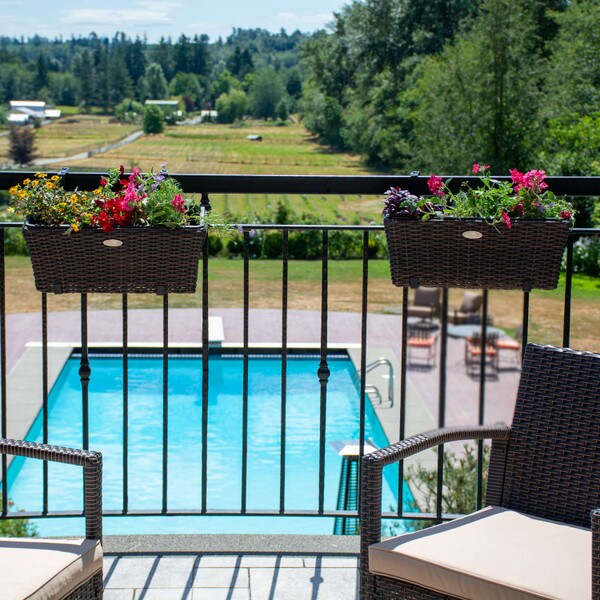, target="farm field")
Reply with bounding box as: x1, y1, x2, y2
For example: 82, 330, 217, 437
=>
0, 115, 138, 161
2, 116, 385, 223
3, 255, 599, 352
